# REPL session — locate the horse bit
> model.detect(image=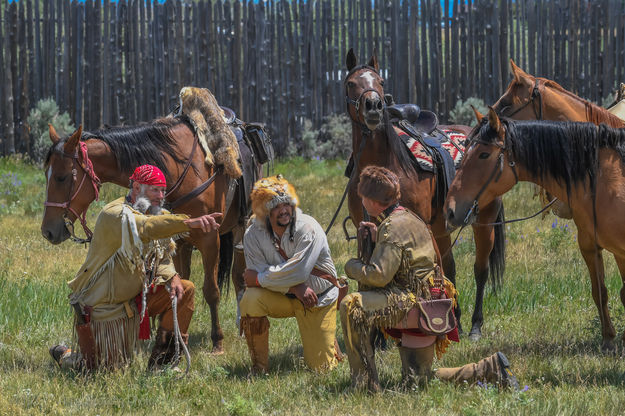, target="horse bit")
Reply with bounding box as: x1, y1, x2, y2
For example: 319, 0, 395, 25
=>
44, 143, 101, 243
